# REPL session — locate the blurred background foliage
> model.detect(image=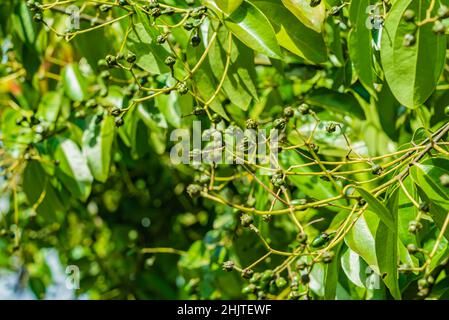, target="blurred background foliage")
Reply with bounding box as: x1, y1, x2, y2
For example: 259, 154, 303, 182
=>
1, 0, 449, 300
